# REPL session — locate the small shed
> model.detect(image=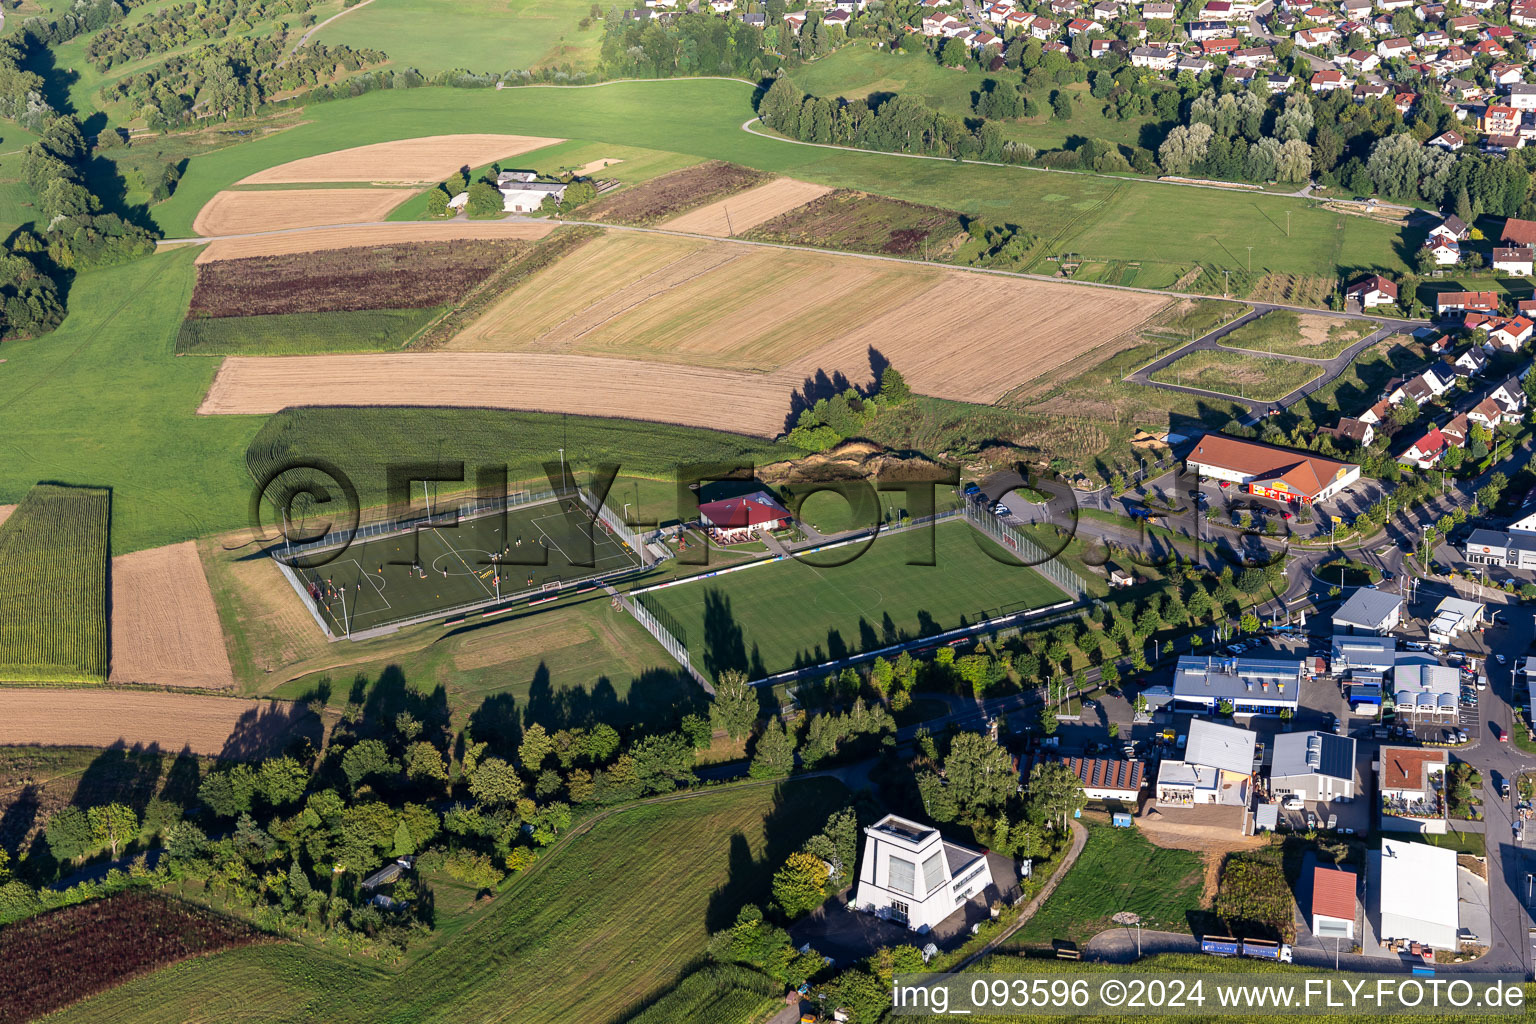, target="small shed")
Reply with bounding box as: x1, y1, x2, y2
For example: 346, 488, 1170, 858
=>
1255, 803, 1279, 832
1111, 812, 1134, 828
